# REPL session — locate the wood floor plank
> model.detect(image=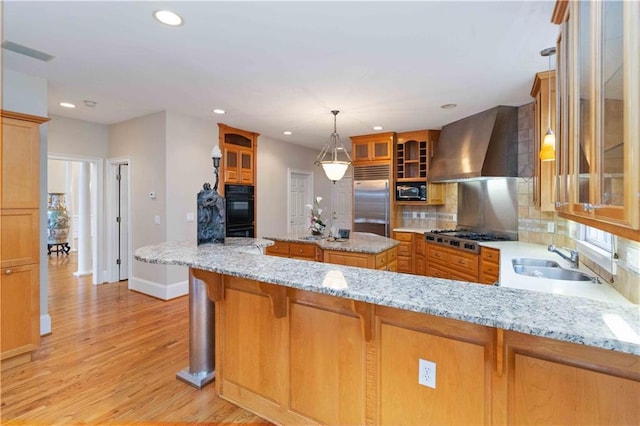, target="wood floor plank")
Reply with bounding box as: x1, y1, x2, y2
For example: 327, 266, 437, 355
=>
1, 253, 271, 425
